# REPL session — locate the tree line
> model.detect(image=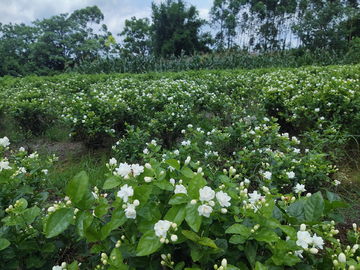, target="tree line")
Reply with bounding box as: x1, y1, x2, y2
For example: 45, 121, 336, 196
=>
1, 0, 360, 77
